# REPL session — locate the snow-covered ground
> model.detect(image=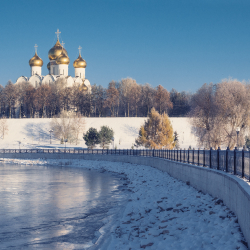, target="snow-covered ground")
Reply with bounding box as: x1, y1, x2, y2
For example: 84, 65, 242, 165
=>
0, 117, 198, 149
2, 158, 247, 250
